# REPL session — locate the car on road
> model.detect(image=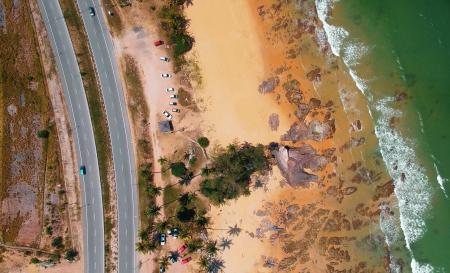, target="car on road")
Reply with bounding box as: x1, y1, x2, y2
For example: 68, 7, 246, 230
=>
80, 165, 87, 176
160, 233, 166, 246
178, 244, 187, 254
172, 108, 180, 113
169, 101, 177, 106
162, 110, 172, 120
170, 94, 178, 99
88, 7, 95, 16
160, 56, 170, 62
181, 257, 192, 264
166, 87, 175, 92
161, 73, 172, 78
154, 40, 164, 46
